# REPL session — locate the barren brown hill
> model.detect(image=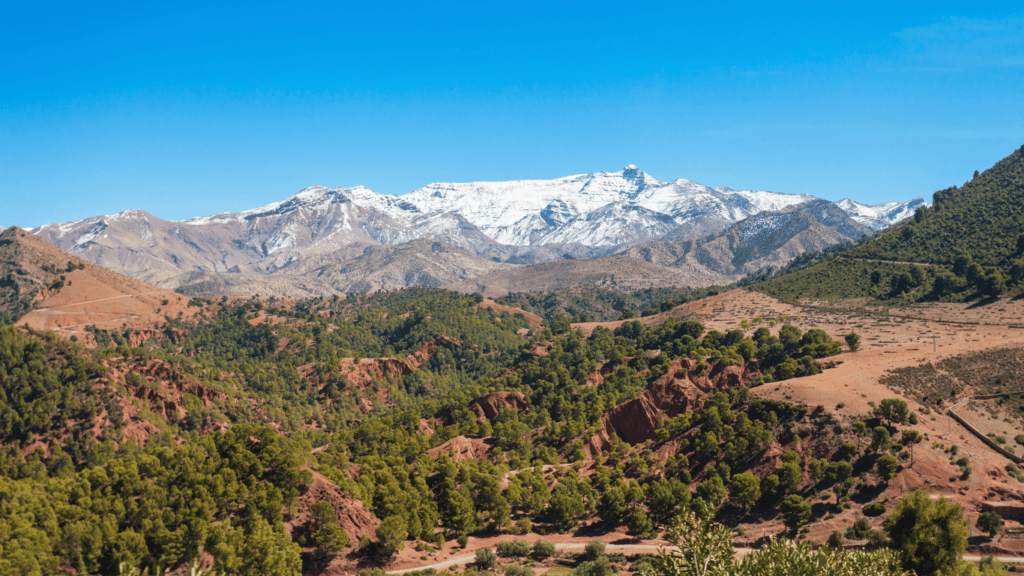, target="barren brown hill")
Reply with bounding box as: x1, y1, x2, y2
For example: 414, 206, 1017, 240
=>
0, 227, 200, 343
477, 297, 543, 328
